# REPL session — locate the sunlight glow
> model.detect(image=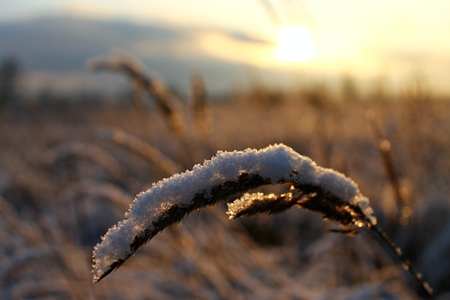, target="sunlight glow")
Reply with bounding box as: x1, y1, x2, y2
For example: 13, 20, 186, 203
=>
277, 26, 315, 62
